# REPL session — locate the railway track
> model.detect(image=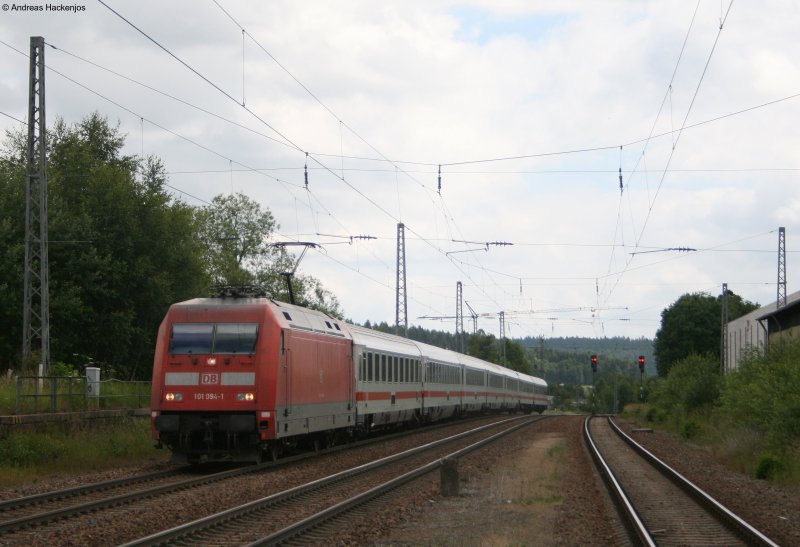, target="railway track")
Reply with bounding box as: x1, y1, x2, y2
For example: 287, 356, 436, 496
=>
0, 414, 517, 544
0, 463, 258, 535
122, 415, 543, 546
584, 415, 779, 547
